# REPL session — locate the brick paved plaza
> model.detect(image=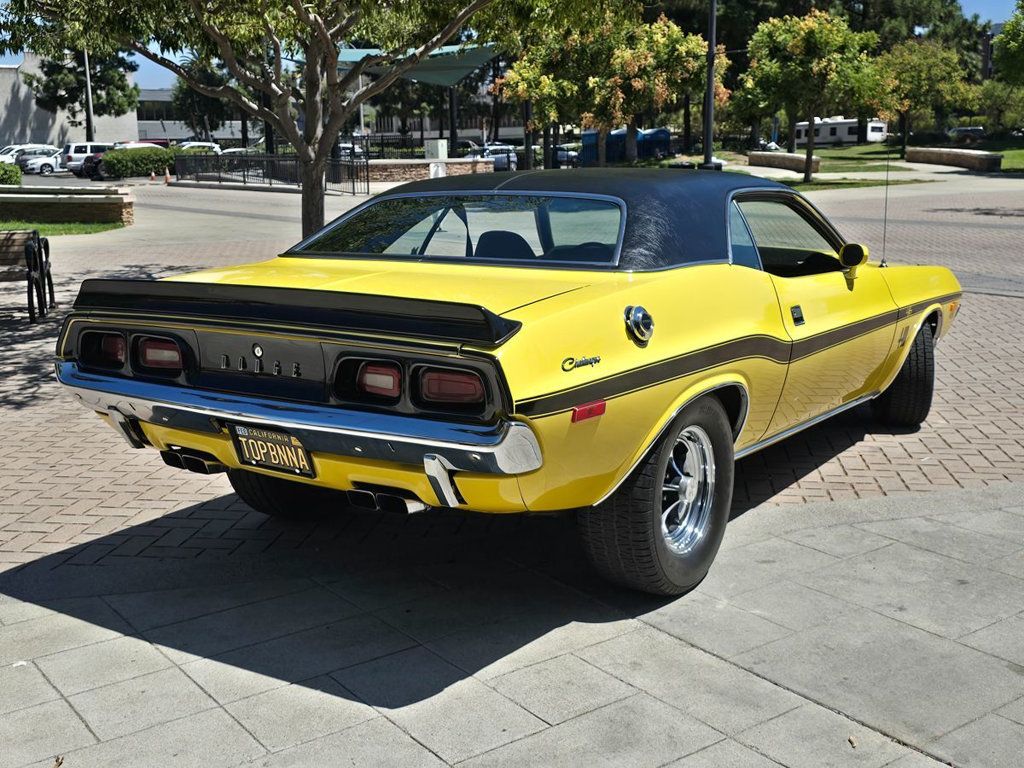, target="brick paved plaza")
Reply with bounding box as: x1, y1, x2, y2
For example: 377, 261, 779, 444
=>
1, 174, 1023, 767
